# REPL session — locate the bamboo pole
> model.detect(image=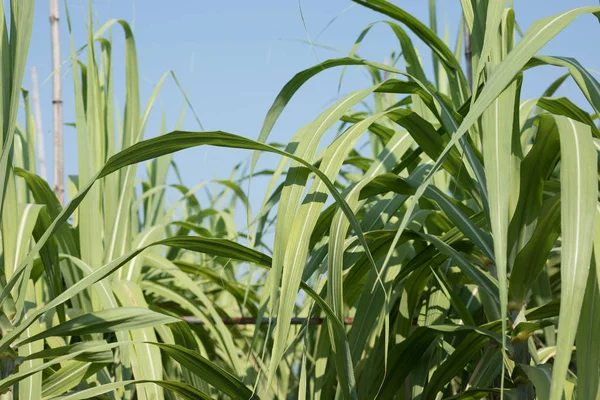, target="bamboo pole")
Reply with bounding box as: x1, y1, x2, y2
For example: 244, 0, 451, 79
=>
30, 67, 47, 180
50, 0, 63, 204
